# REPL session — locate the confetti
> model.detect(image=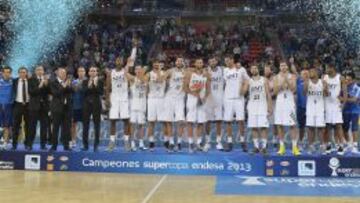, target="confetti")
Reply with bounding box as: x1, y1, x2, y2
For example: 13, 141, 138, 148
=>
5, 0, 94, 71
